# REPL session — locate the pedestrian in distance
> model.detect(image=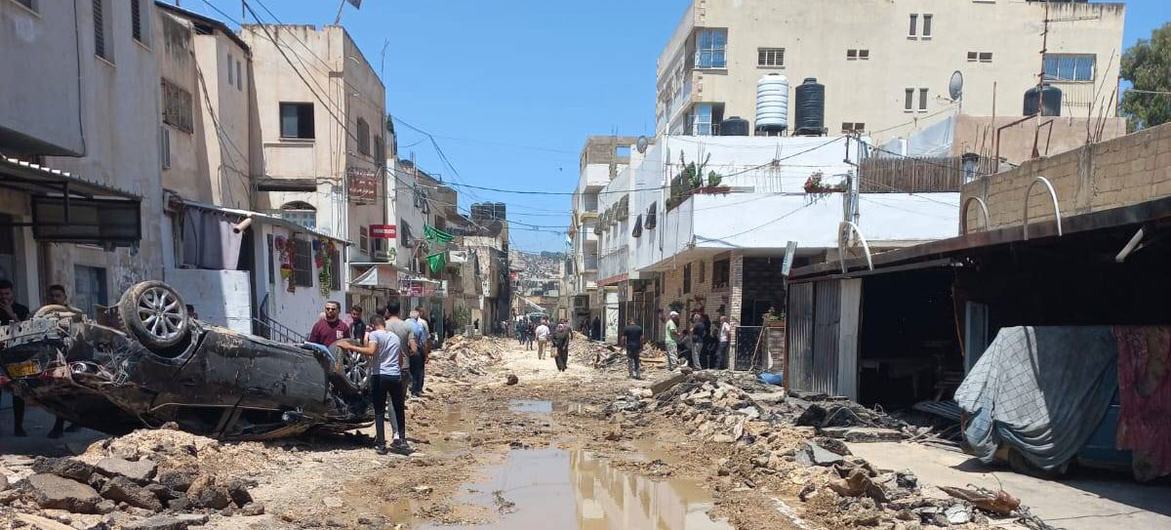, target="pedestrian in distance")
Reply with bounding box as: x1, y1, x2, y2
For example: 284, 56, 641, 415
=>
716, 315, 732, 370
407, 310, 429, 397
525, 320, 536, 350
621, 318, 644, 379
551, 319, 571, 372
308, 301, 349, 347
534, 318, 551, 360
664, 311, 681, 370
1, 279, 30, 438
690, 313, 705, 370
337, 303, 416, 455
